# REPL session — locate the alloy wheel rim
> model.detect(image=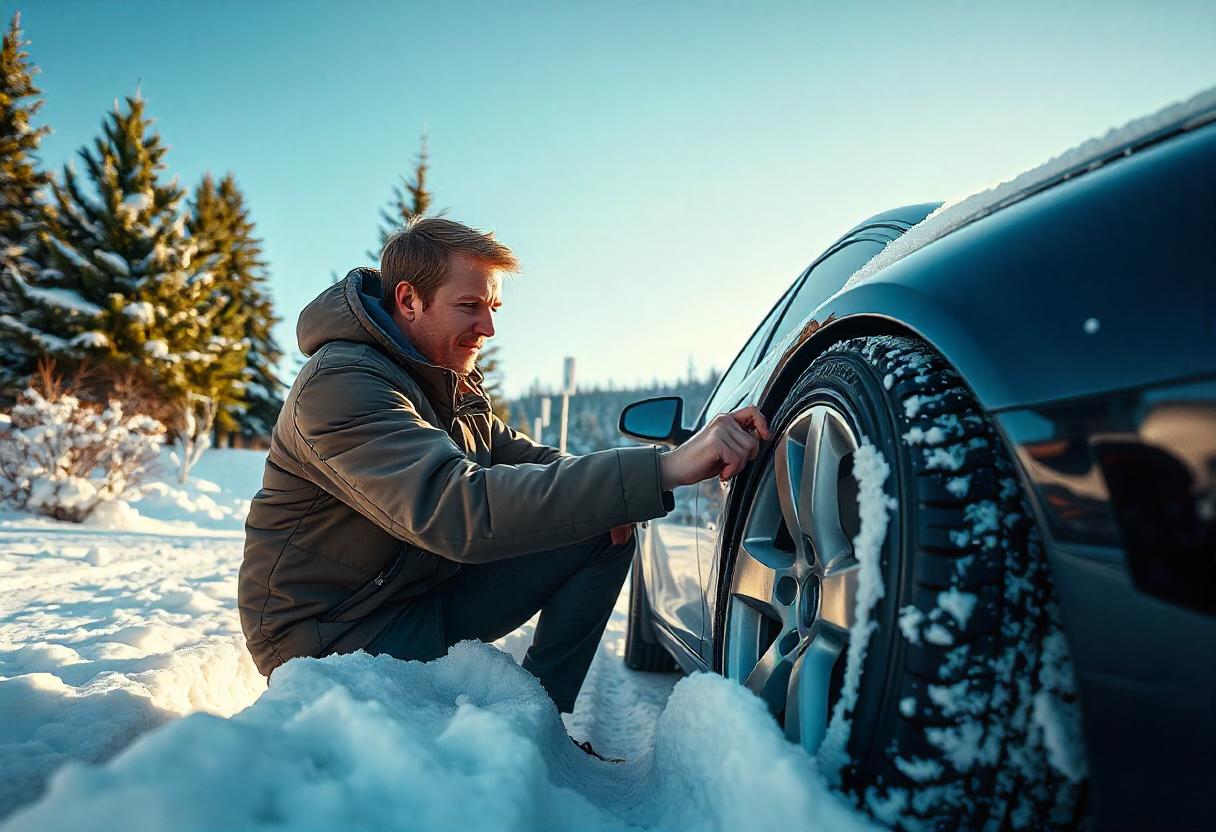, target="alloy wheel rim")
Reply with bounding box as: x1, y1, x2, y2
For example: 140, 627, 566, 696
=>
724, 402, 864, 754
